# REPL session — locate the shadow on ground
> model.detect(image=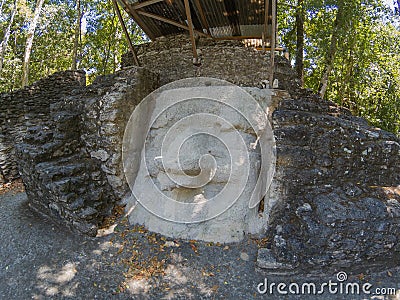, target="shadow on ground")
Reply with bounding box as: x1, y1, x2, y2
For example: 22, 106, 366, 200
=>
1, 190, 400, 299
